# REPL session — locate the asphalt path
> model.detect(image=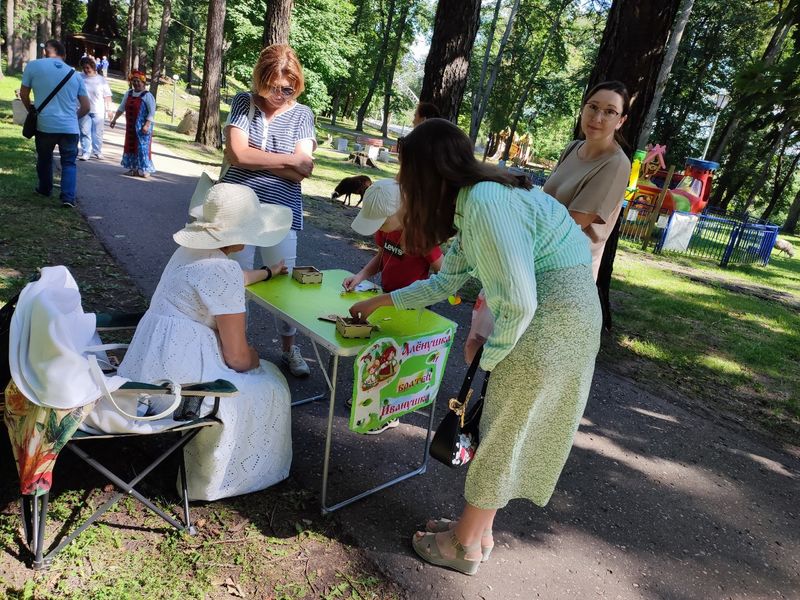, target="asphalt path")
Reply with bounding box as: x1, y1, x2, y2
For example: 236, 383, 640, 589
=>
70, 125, 799, 600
